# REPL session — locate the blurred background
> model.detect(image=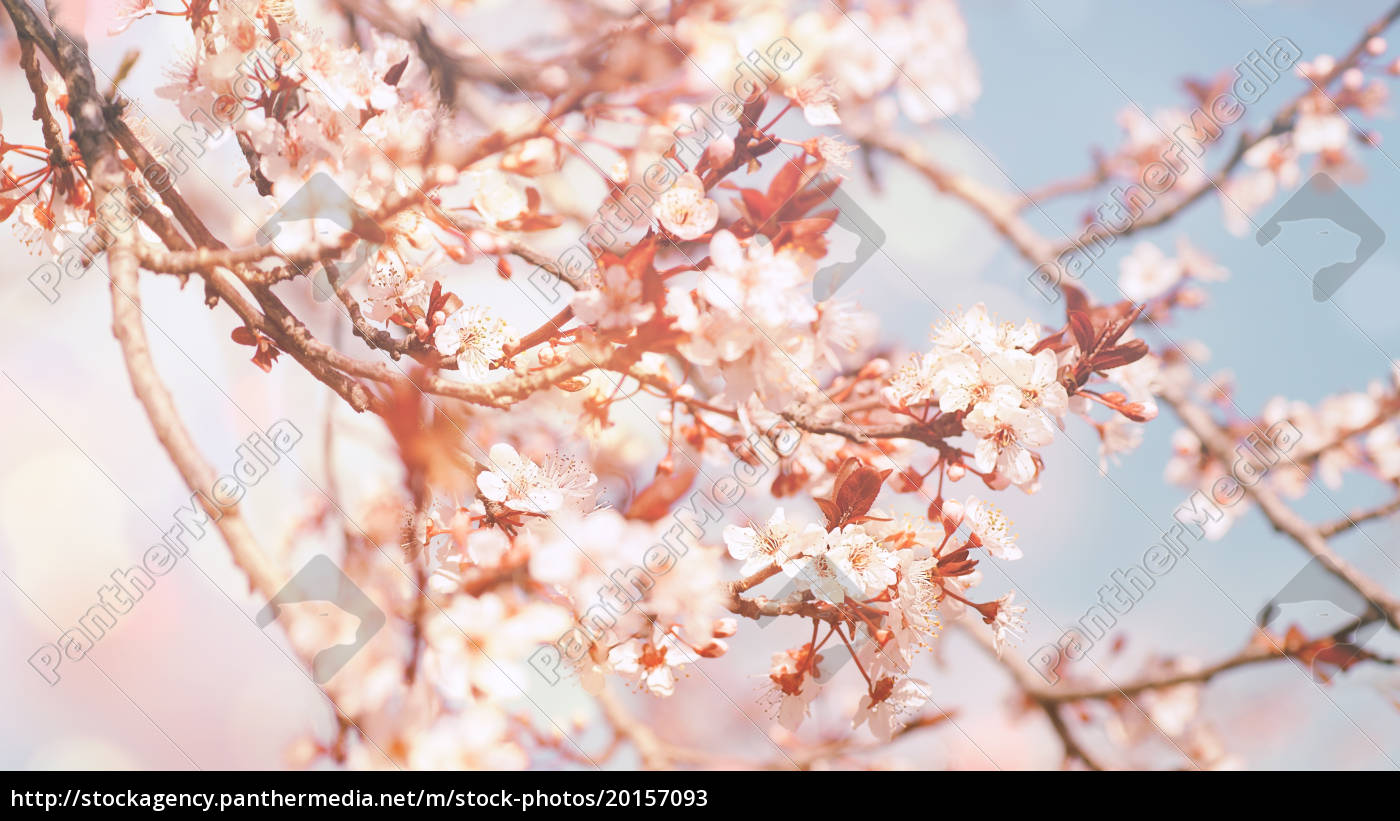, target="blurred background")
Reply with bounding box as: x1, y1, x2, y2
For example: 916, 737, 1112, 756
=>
2, 0, 1399, 769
